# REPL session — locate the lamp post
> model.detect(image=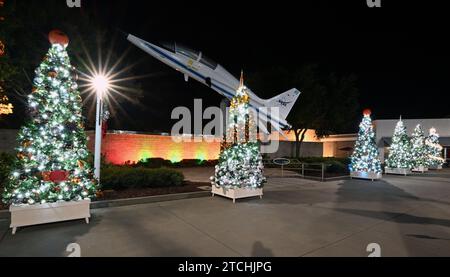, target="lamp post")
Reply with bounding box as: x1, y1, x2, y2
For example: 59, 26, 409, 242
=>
92, 75, 109, 181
